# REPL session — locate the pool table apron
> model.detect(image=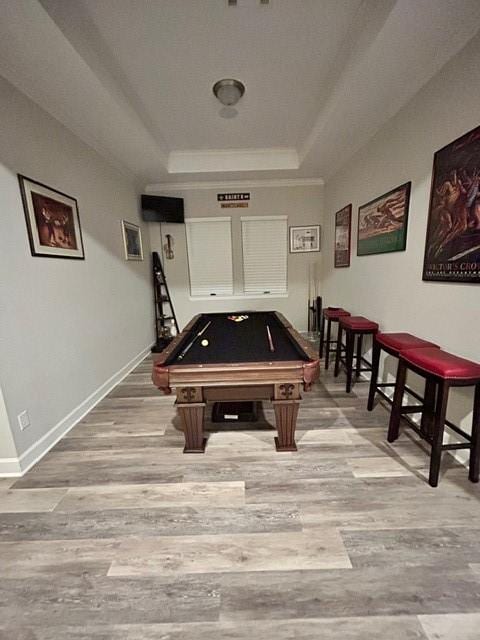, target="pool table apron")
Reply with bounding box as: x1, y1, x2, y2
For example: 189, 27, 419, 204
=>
153, 361, 318, 453
177, 381, 301, 453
